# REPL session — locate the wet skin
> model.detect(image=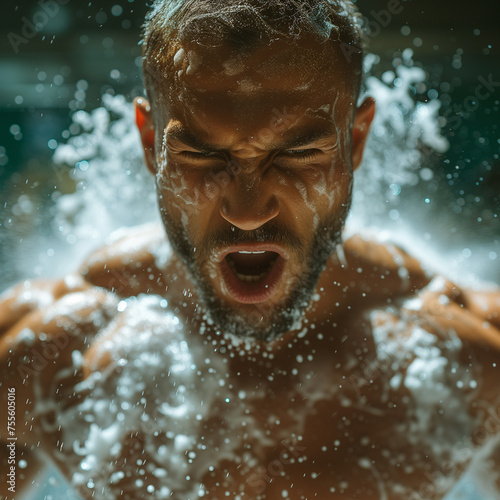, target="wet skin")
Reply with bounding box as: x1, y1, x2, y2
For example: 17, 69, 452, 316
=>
1, 38, 500, 500
139, 36, 371, 340
1, 229, 500, 499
